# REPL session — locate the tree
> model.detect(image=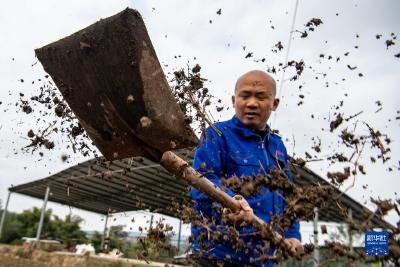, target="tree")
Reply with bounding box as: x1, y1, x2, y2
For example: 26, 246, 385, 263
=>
108, 225, 128, 251
52, 214, 87, 245
0, 207, 87, 245
0, 208, 49, 244
16, 207, 52, 239
89, 231, 103, 253
0, 211, 23, 244
89, 225, 127, 253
